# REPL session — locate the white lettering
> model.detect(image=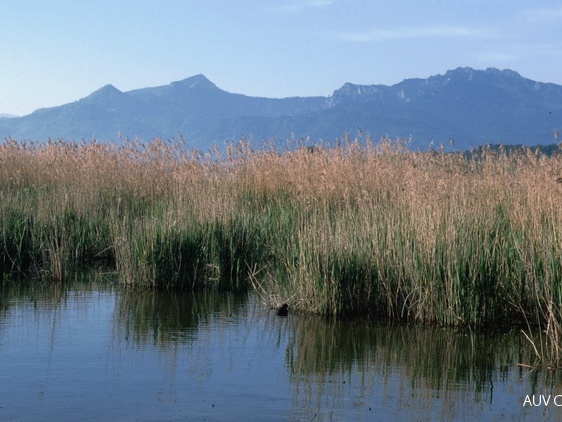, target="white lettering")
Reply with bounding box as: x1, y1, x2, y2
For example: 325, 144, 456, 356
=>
524, 394, 559, 407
